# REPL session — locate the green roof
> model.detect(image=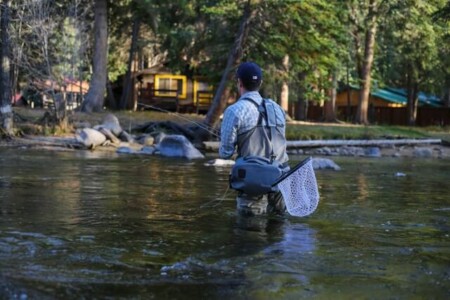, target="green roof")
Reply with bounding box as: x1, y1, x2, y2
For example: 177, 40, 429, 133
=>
345, 84, 442, 107
371, 89, 406, 105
